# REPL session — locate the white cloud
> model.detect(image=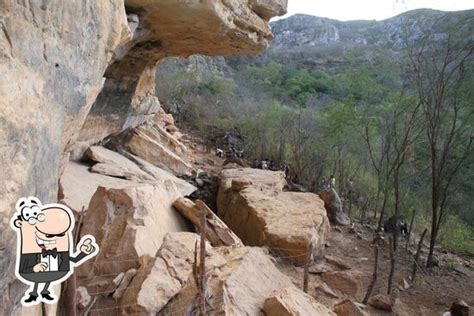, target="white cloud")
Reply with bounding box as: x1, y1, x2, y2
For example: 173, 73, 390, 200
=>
273, 0, 474, 21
